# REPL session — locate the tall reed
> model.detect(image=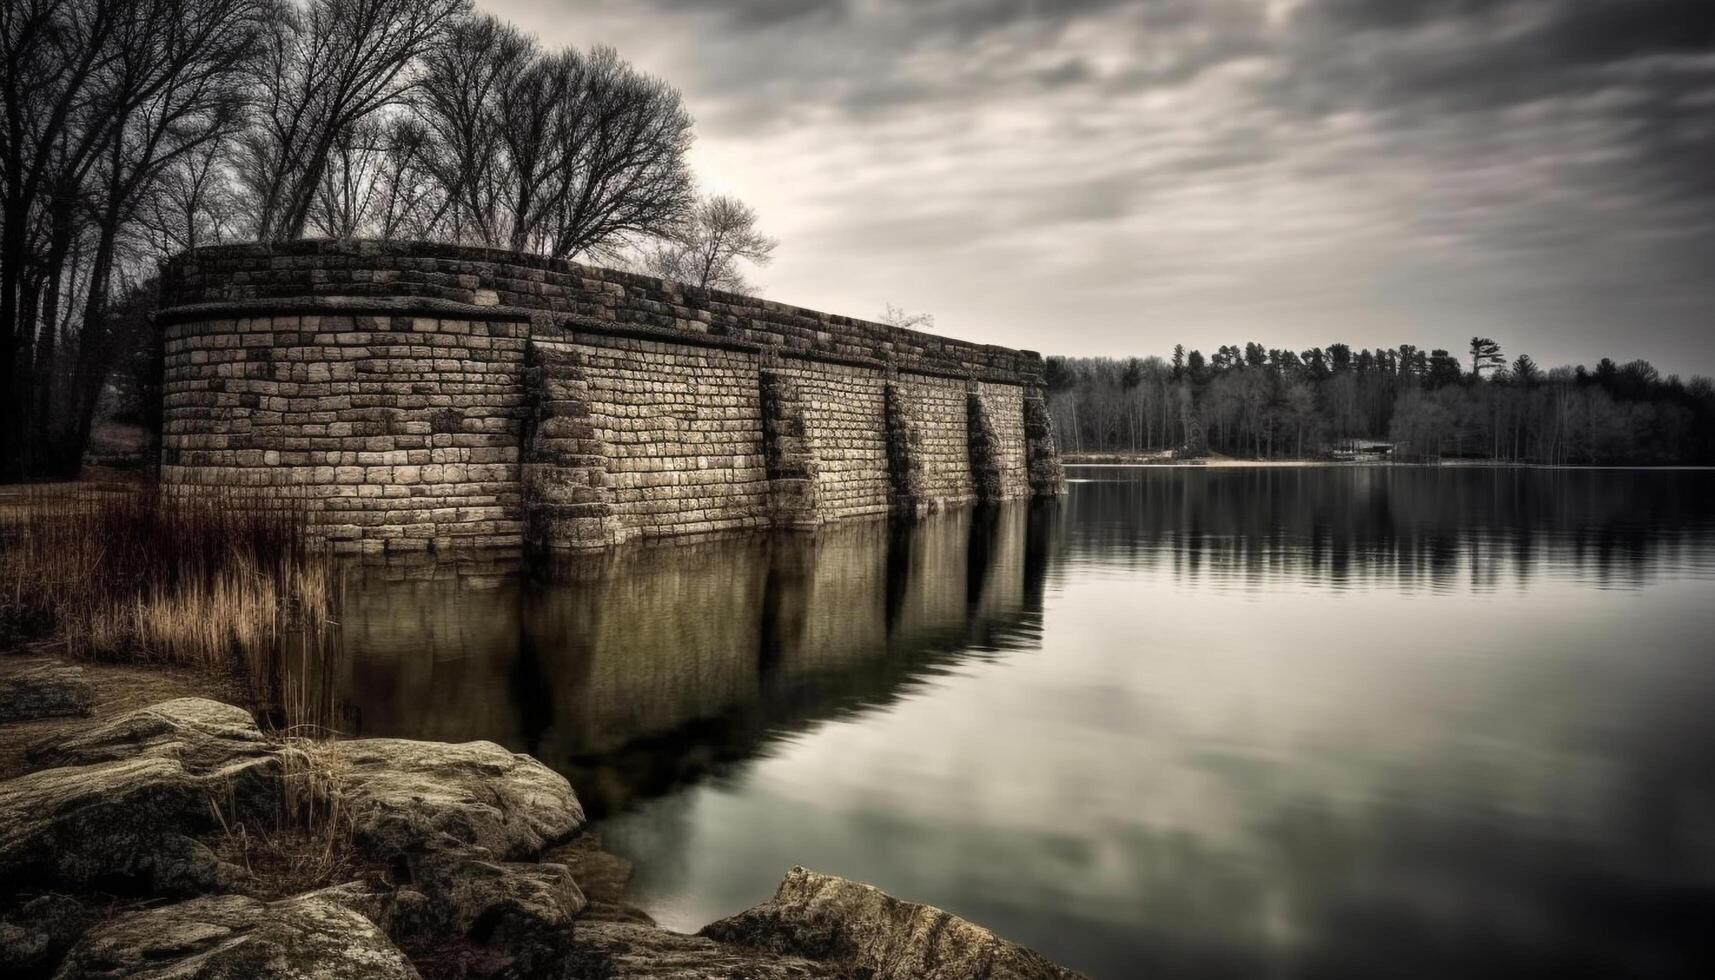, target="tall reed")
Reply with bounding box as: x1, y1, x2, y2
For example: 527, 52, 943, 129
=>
0, 485, 337, 725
